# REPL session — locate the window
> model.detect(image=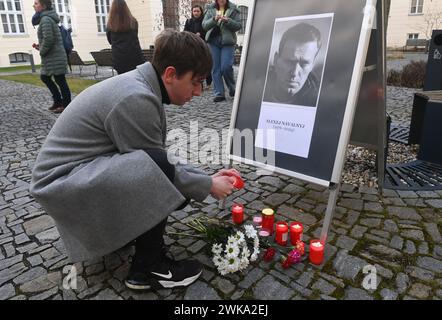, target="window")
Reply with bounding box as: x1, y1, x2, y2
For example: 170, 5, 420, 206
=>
162, 0, 179, 30
9, 52, 29, 63
95, 0, 111, 33
410, 0, 424, 14
408, 33, 419, 39
55, 0, 72, 29
238, 6, 248, 34
0, 0, 25, 34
